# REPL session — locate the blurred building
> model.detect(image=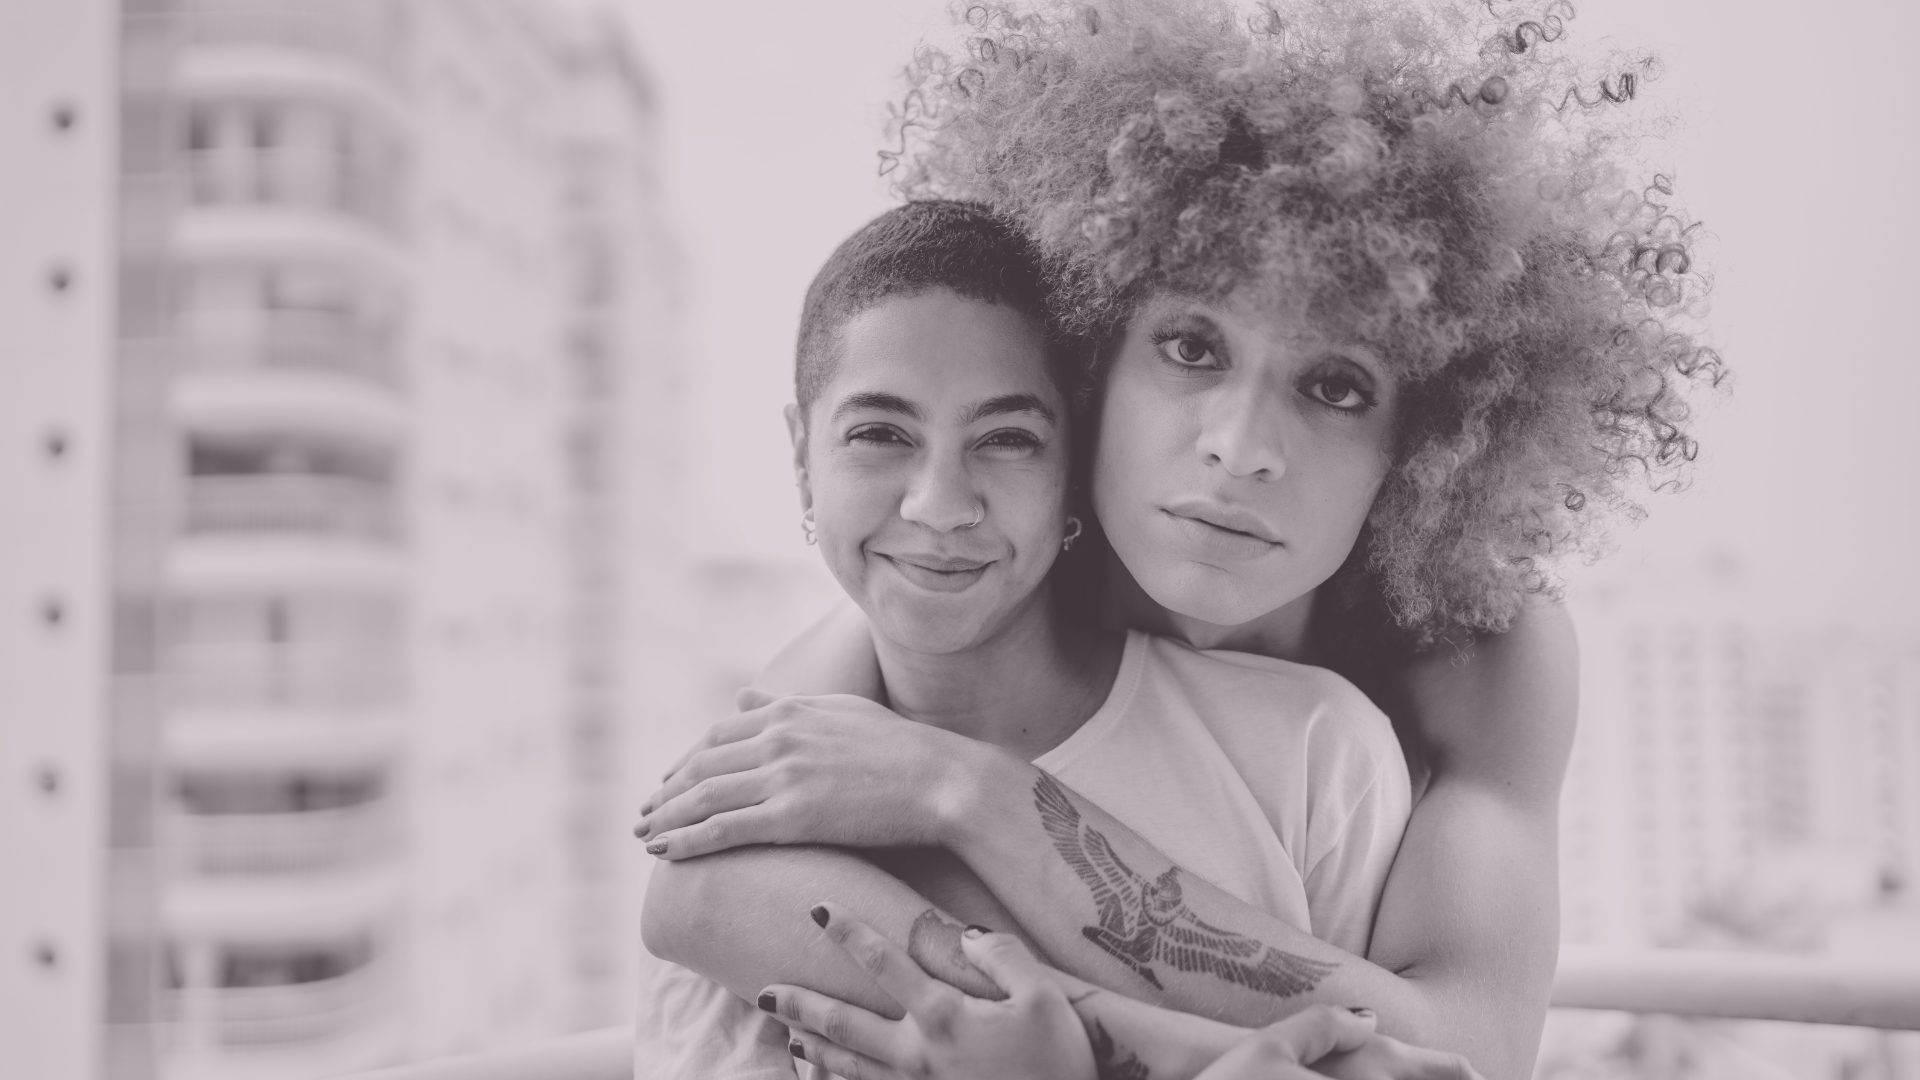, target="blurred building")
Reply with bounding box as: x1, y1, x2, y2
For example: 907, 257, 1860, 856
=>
1562, 558, 1920, 952
1, 2, 678, 1078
